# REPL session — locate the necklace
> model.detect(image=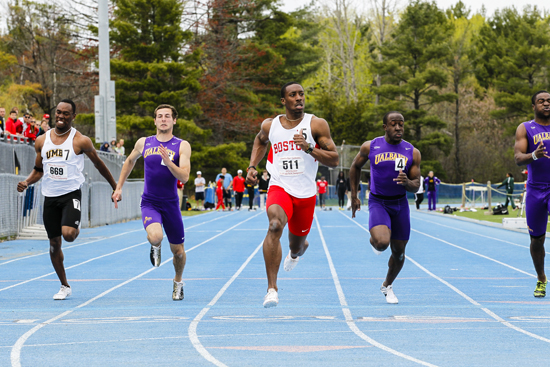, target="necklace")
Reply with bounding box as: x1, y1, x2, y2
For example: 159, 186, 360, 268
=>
53, 127, 71, 137
285, 115, 303, 122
